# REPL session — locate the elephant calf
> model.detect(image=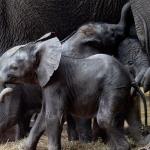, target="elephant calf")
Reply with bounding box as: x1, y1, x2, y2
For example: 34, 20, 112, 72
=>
0, 84, 42, 140
0, 35, 146, 150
